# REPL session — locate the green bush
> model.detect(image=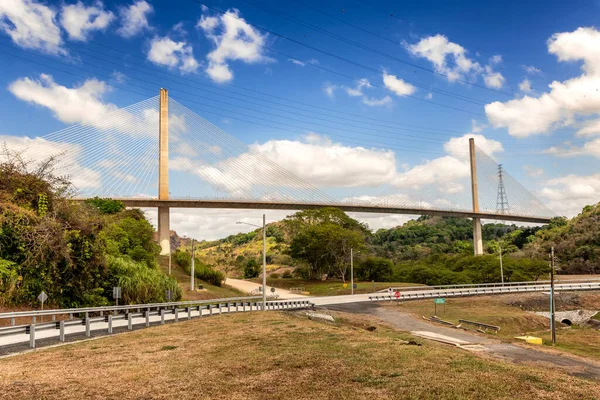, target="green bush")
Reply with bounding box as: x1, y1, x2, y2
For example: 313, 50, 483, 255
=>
270, 273, 280, 279
108, 256, 181, 304
282, 270, 293, 279
84, 197, 125, 214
